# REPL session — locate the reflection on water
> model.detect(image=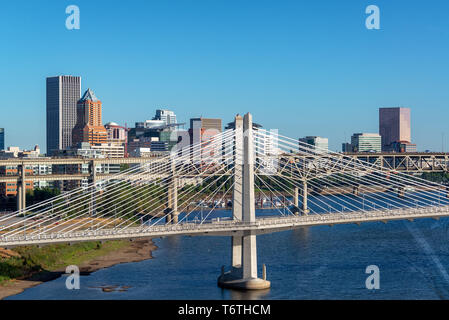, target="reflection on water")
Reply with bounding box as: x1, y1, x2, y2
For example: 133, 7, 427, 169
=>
227, 288, 271, 300
291, 227, 310, 244
7, 205, 449, 300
